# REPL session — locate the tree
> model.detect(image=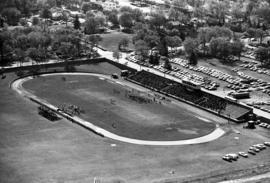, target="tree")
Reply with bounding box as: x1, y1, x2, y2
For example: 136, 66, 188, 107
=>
108, 11, 119, 27
246, 28, 257, 39
0, 31, 12, 64
144, 34, 160, 51
166, 35, 182, 54
86, 34, 102, 54
95, 15, 106, 28
255, 29, 265, 44
81, 2, 92, 14
120, 6, 133, 13
231, 2, 245, 21
230, 40, 244, 60
19, 18, 28, 26
119, 12, 133, 31
132, 8, 143, 22
62, 12, 69, 27
84, 17, 100, 34
118, 37, 129, 51
183, 38, 198, 57
197, 27, 213, 55
57, 42, 76, 58
163, 56, 172, 70
168, 8, 179, 21
135, 40, 149, 61
15, 34, 29, 51
256, 7, 270, 25
172, 0, 187, 9
246, 28, 266, 44
209, 37, 231, 60
159, 36, 168, 57
46, 0, 57, 8
69, 30, 82, 56
27, 47, 39, 62
14, 48, 26, 66
149, 13, 166, 30
28, 31, 43, 48
0, 16, 5, 27
32, 17, 40, 26
214, 26, 232, 39
193, 6, 206, 20
73, 15, 80, 30
255, 47, 270, 66
206, 0, 230, 25
40, 7, 52, 20
189, 51, 198, 65
86, 11, 95, 19
1, 7, 21, 25
113, 50, 121, 61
